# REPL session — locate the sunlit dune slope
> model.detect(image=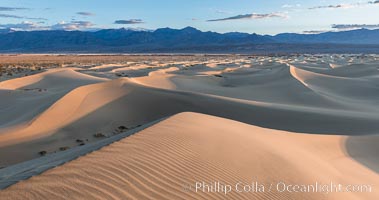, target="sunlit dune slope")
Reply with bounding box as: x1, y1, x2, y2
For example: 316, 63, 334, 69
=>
1, 112, 378, 200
